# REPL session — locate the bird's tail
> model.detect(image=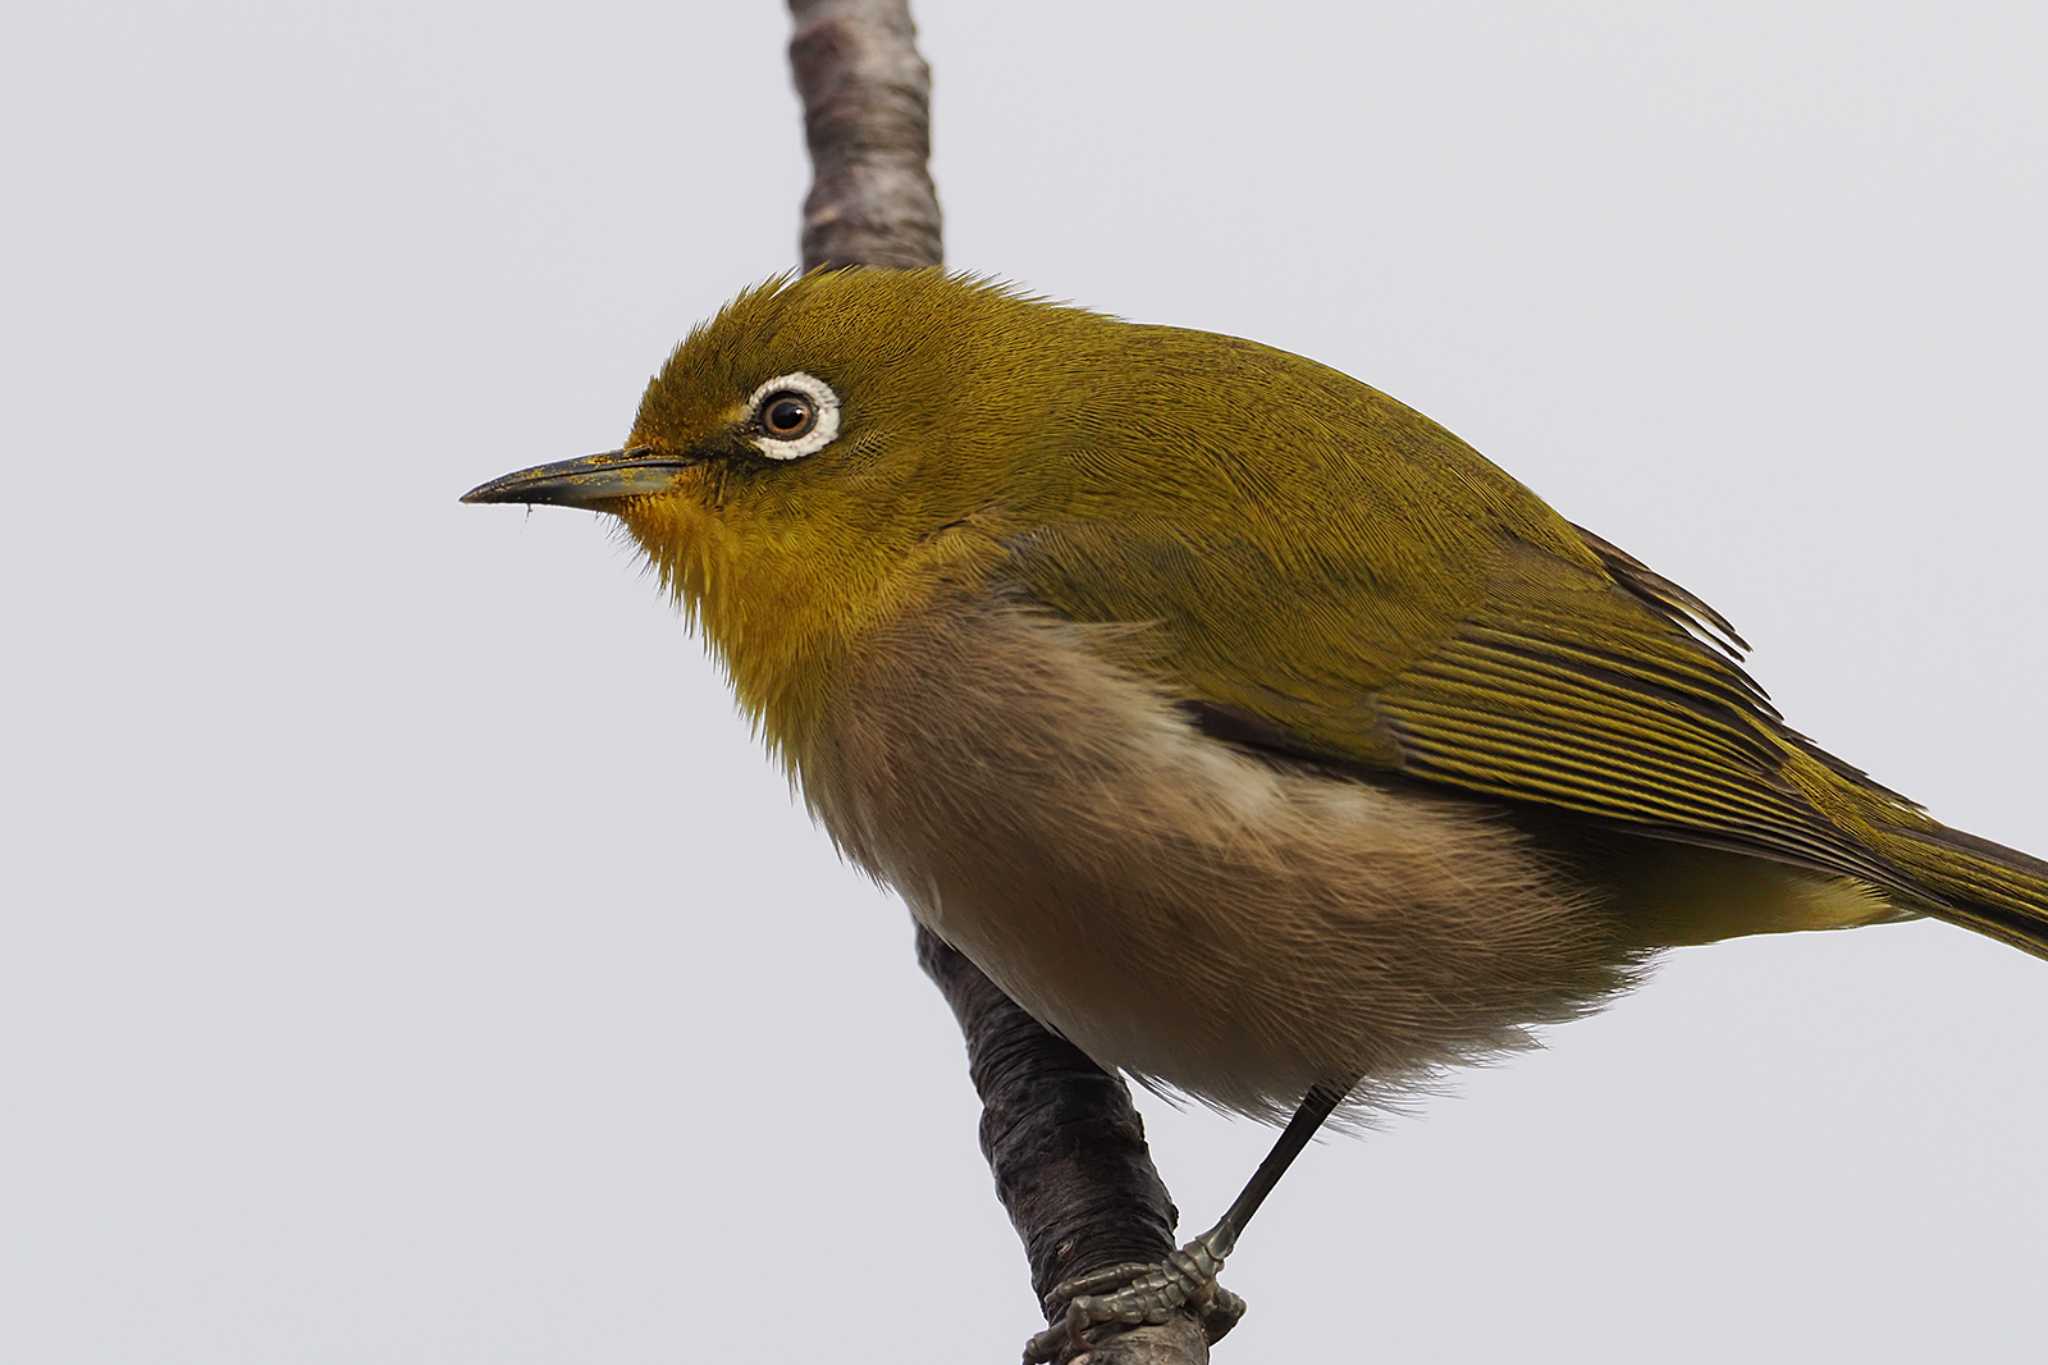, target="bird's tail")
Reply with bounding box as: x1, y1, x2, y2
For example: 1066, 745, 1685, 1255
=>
1871, 823, 2048, 961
